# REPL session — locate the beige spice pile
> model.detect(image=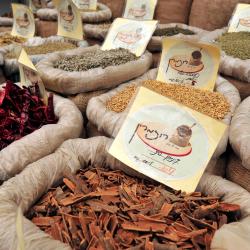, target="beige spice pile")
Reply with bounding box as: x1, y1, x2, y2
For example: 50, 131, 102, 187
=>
106, 80, 230, 120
